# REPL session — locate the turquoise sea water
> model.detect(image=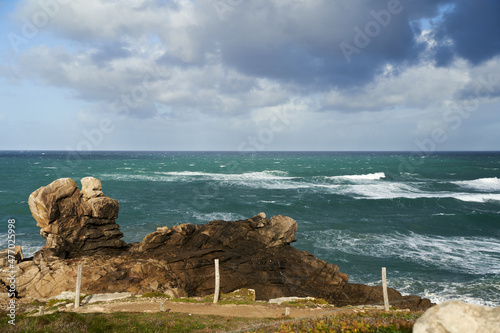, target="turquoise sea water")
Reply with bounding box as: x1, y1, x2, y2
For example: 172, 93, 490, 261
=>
1, 151, 499, 306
